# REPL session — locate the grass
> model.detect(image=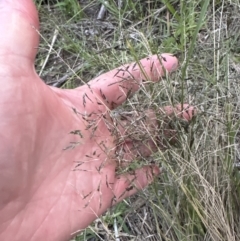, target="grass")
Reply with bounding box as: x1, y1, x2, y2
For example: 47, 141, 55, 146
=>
36, 0, 240, 240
